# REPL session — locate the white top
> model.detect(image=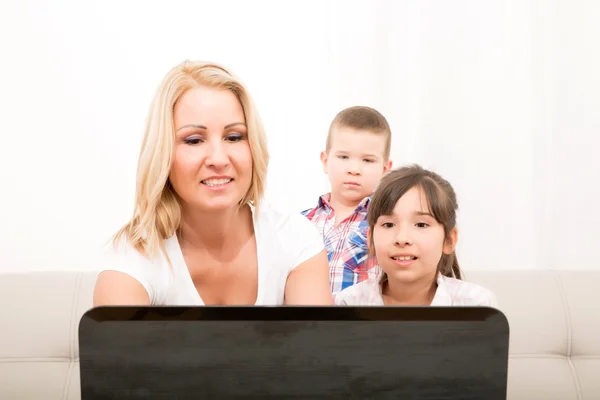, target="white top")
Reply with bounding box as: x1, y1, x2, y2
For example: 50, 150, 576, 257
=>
100, 203, 325, 305
334, 273, 498, 307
